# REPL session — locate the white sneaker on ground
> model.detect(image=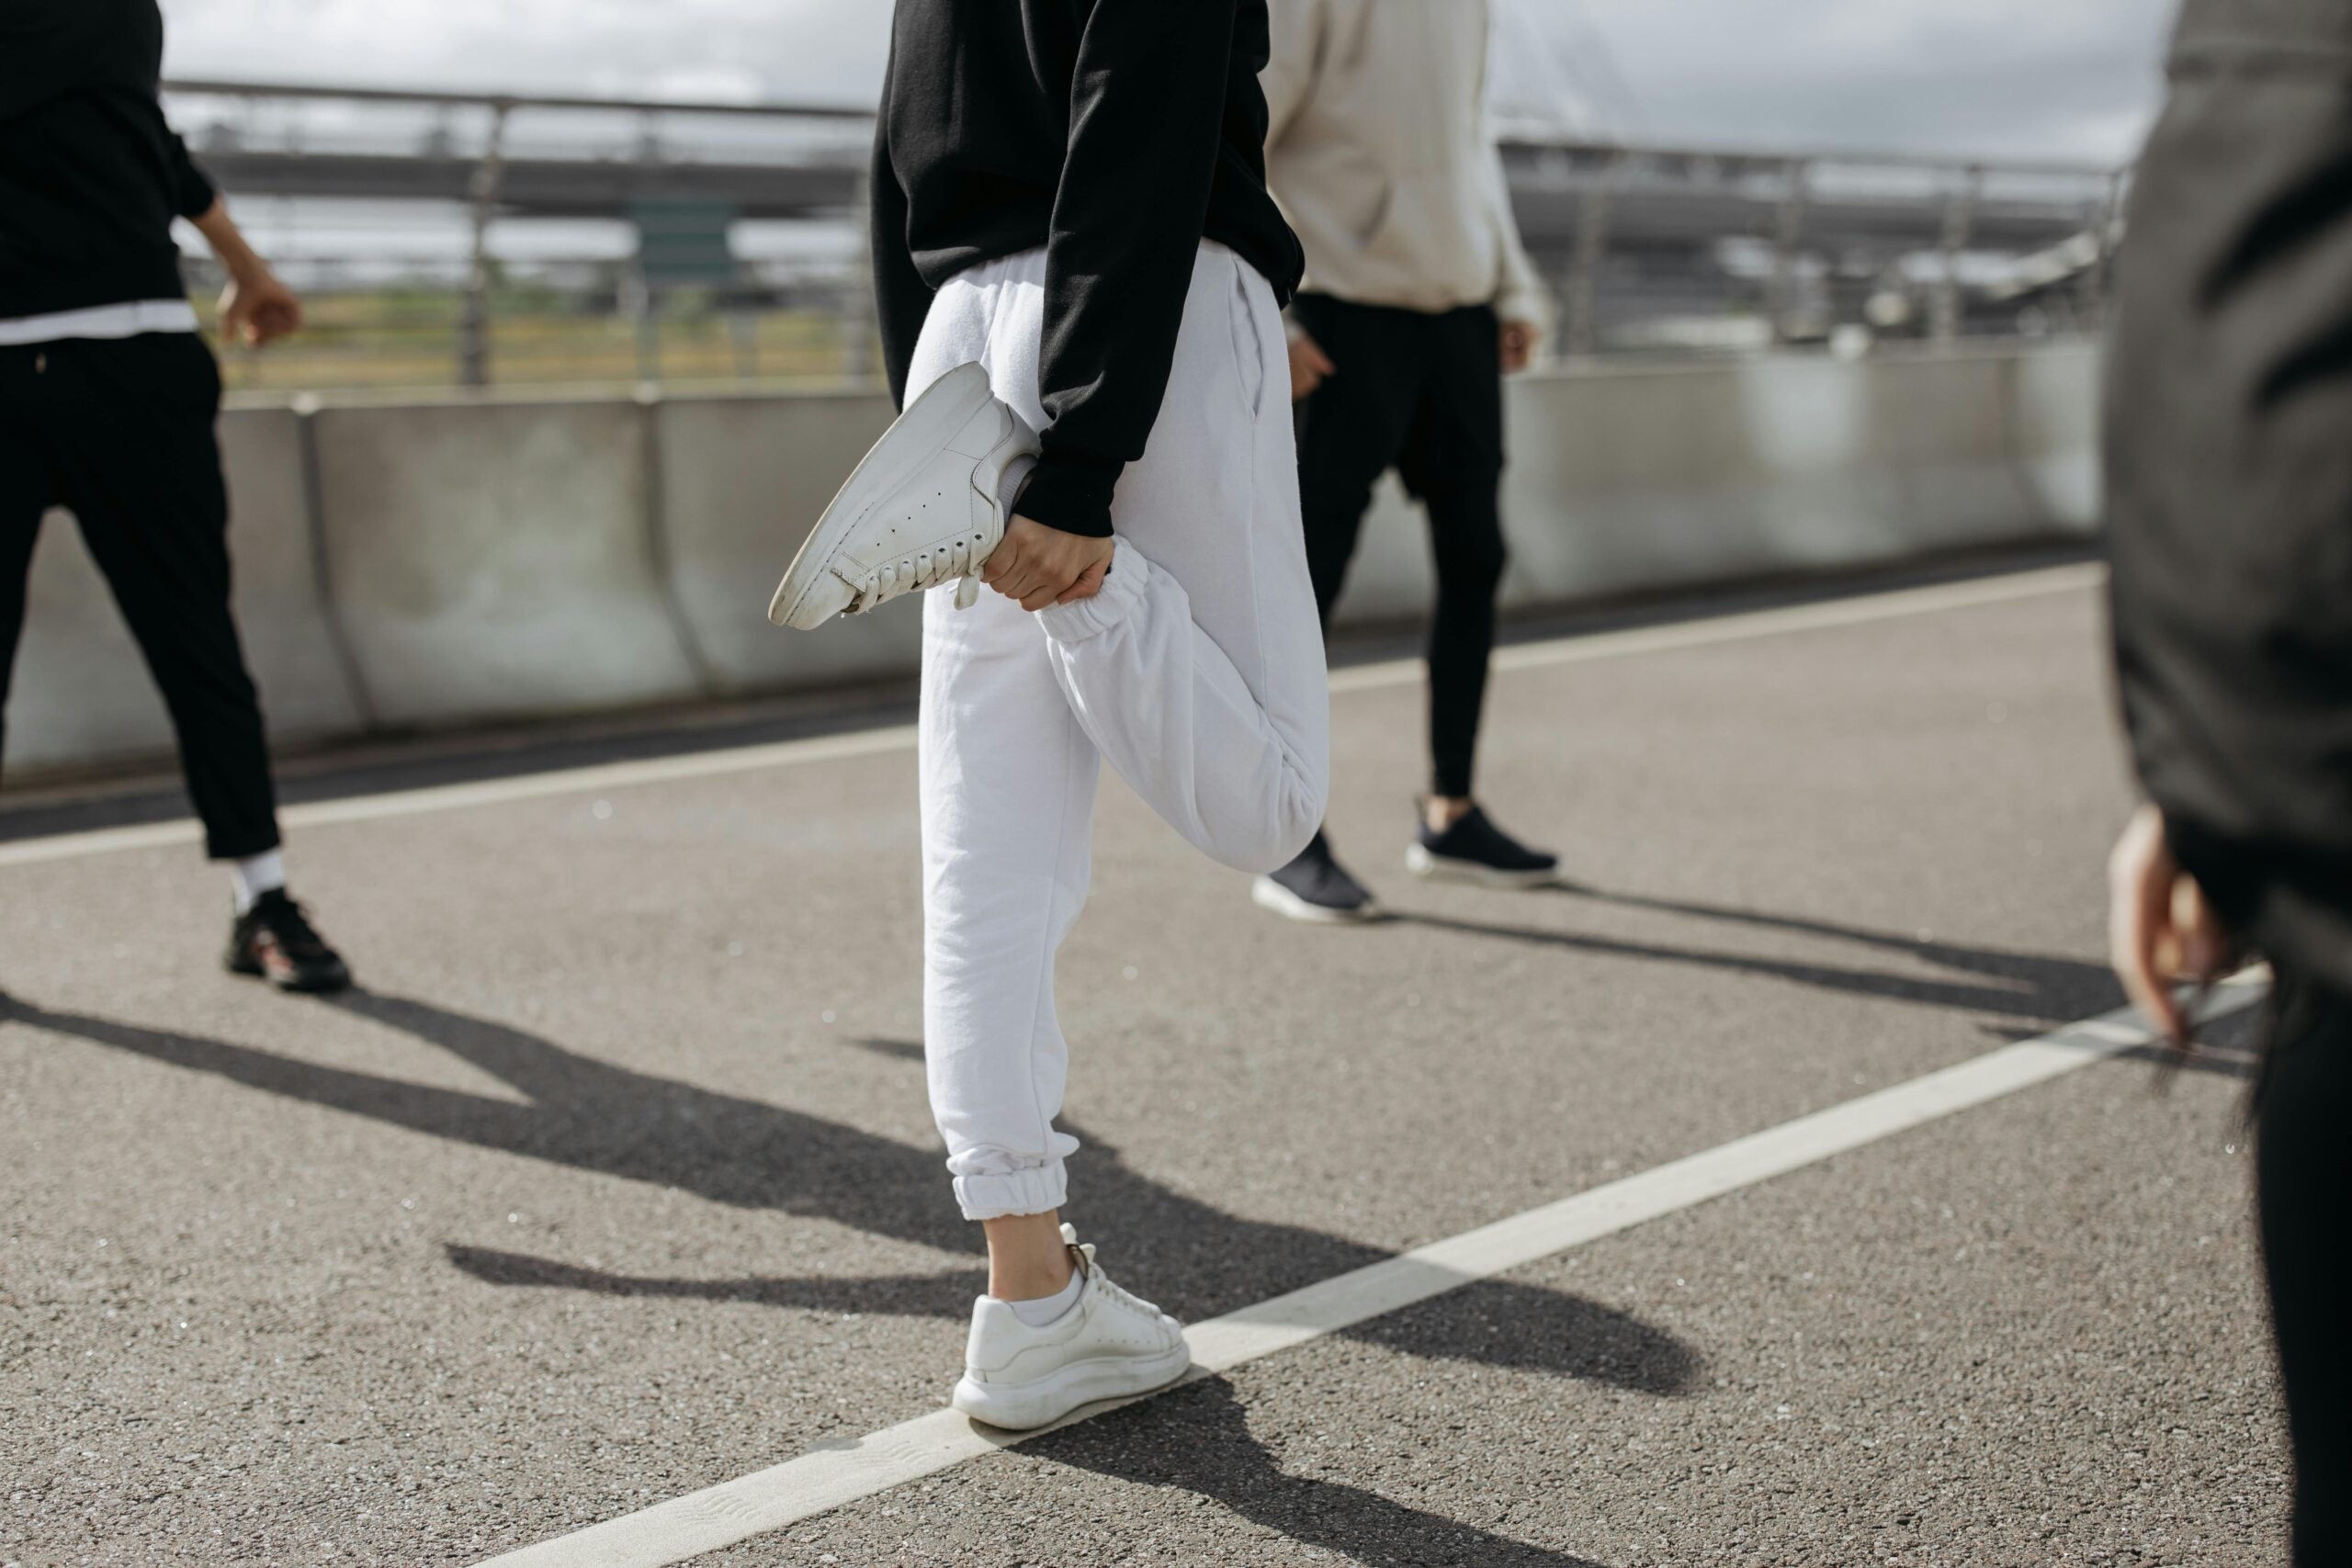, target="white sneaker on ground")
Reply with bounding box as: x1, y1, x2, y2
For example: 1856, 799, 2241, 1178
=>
949, 1224, 1192, 1432
769, 360, 1037, 630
